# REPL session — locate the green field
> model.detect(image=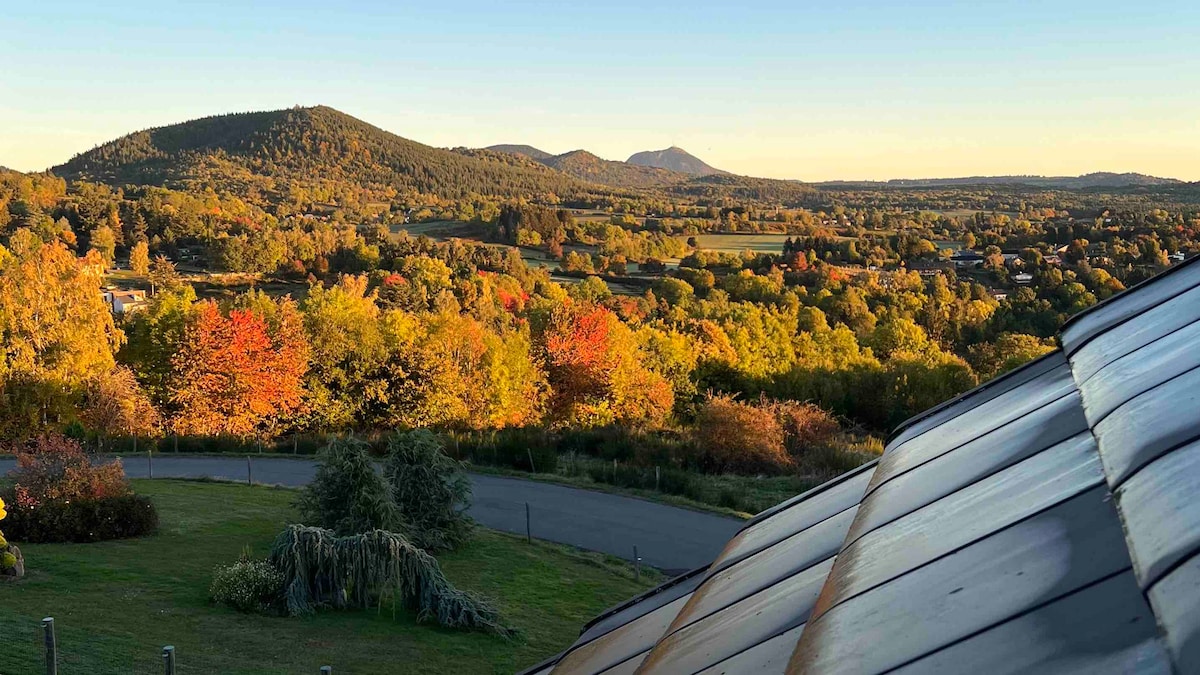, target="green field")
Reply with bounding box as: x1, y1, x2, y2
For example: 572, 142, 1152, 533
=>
692, 233, 792, 254
0, 480, 658, 674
